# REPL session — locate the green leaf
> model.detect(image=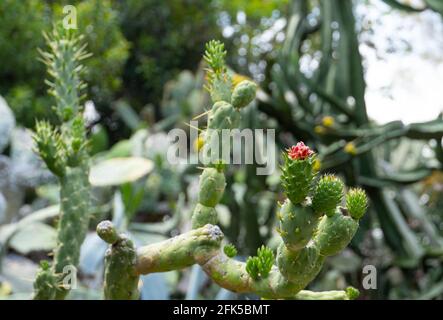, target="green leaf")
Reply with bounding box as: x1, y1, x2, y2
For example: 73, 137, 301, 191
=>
89, 157, 154, 186
9, 222, 57, 255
